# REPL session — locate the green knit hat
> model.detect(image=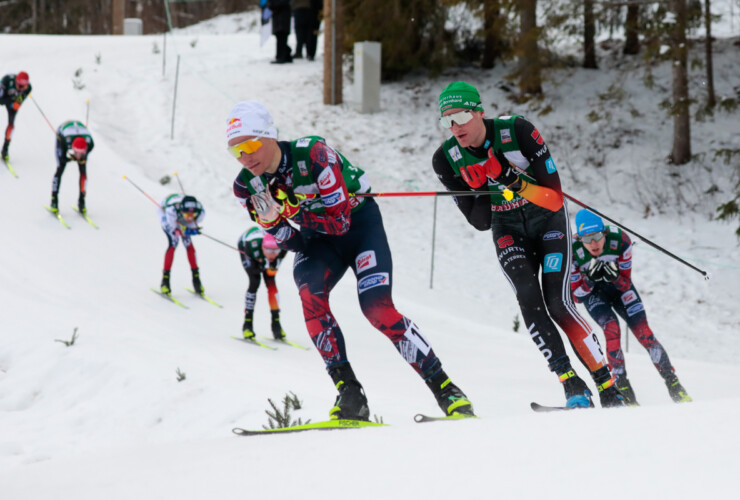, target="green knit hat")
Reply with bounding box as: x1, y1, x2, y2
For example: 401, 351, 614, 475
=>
438, 81, 483, 114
